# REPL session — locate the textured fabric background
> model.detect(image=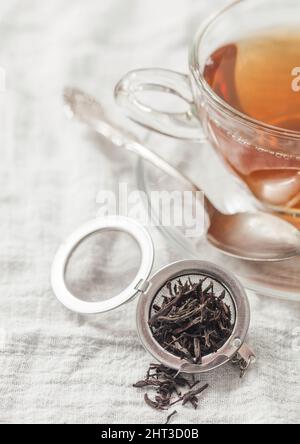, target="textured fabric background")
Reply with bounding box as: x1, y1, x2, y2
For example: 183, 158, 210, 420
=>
0, 0, 299, 424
